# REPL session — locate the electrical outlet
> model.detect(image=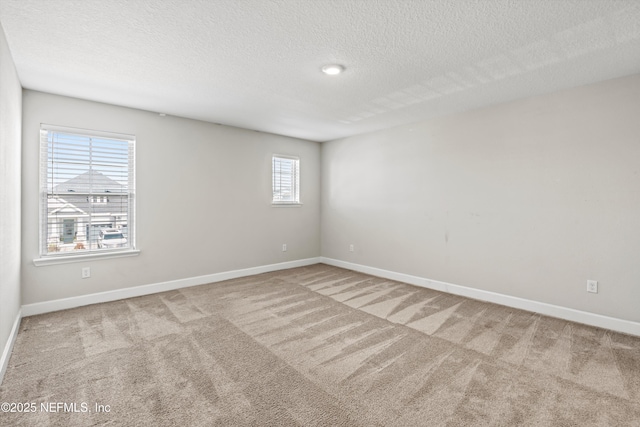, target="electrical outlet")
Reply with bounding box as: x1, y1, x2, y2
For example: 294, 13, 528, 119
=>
81, 267, 91, 279
587, 280, 598, 293
349, 244, 354, 252
282, 244, 287, 252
